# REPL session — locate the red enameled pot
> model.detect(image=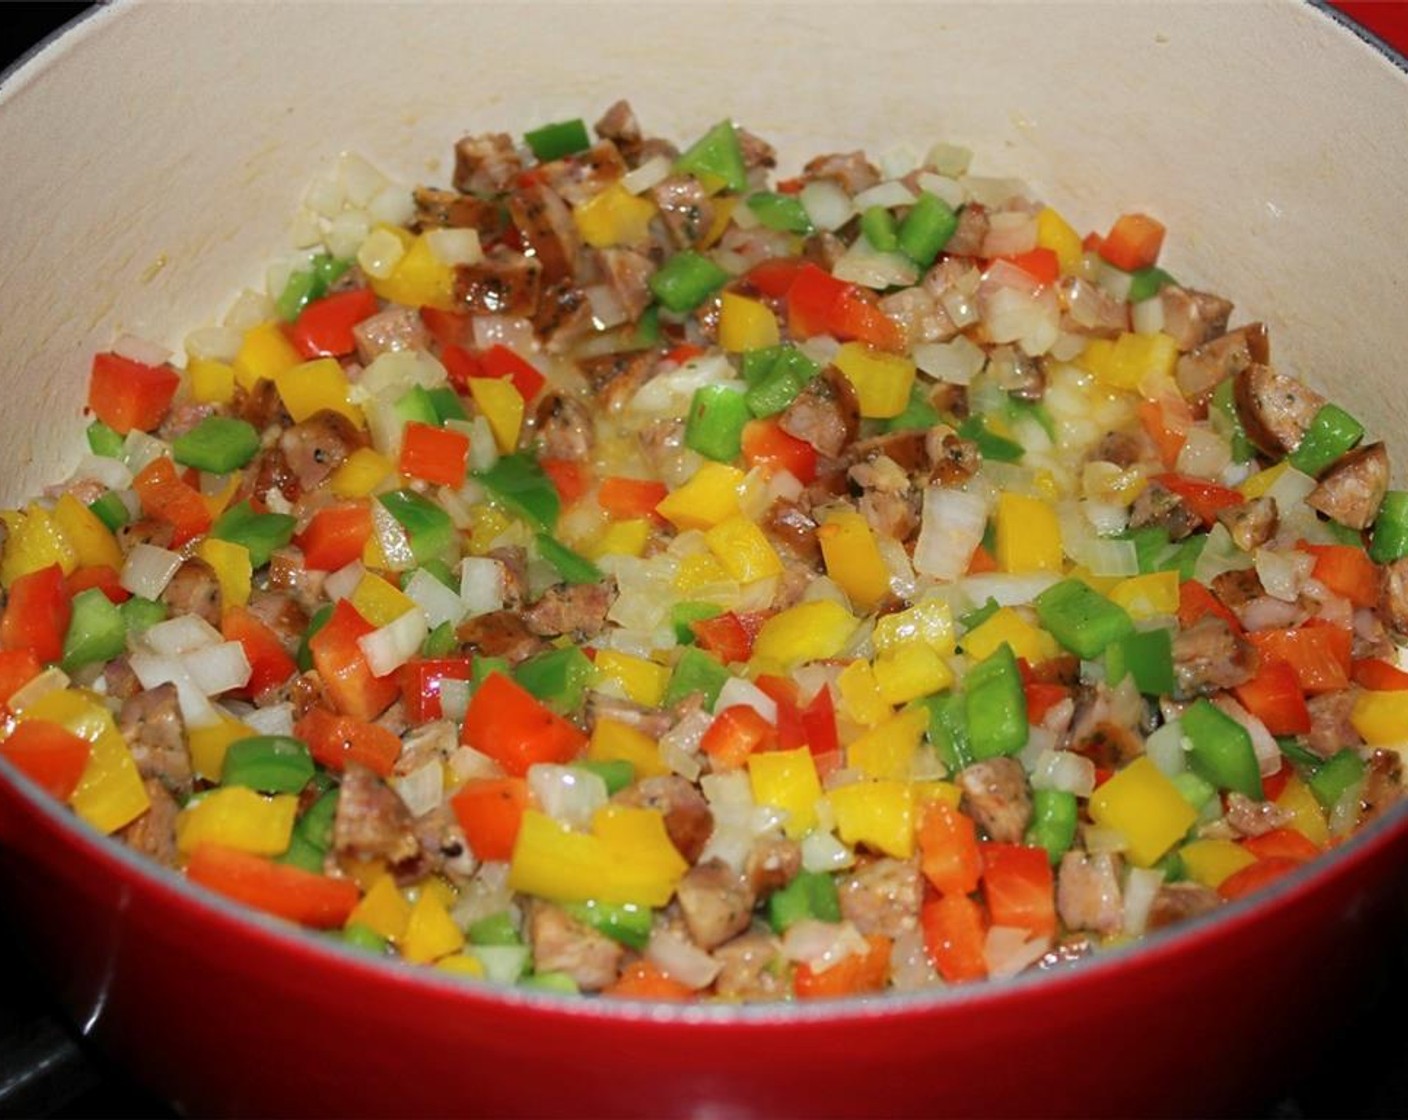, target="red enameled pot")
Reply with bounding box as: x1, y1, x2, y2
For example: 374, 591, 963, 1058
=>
2, 2, 1407, 1116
